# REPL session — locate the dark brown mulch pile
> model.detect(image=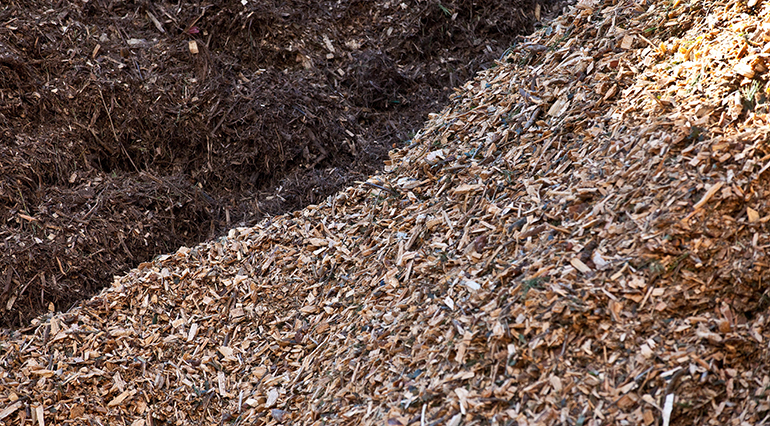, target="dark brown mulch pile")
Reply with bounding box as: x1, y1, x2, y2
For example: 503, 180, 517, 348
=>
0, 0, 565, 327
